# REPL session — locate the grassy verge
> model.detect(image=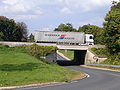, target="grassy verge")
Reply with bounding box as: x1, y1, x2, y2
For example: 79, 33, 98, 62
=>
87, 65, 120, 71
90, 48, 107, 57
58, 50, 74, 60
0, 45, 84, 87
90, 48, 120, 65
